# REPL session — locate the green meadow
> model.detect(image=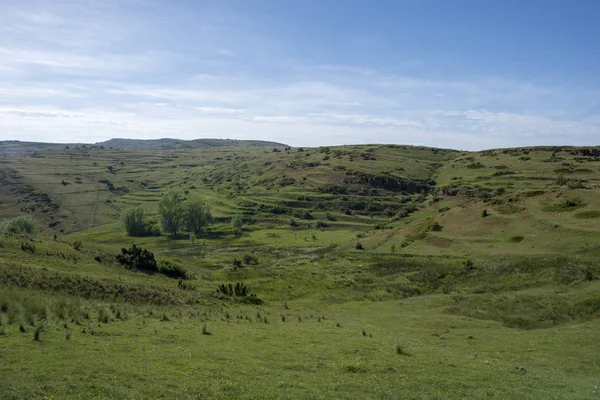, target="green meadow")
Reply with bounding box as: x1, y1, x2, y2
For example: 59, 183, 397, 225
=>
0, 141, 599, 399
